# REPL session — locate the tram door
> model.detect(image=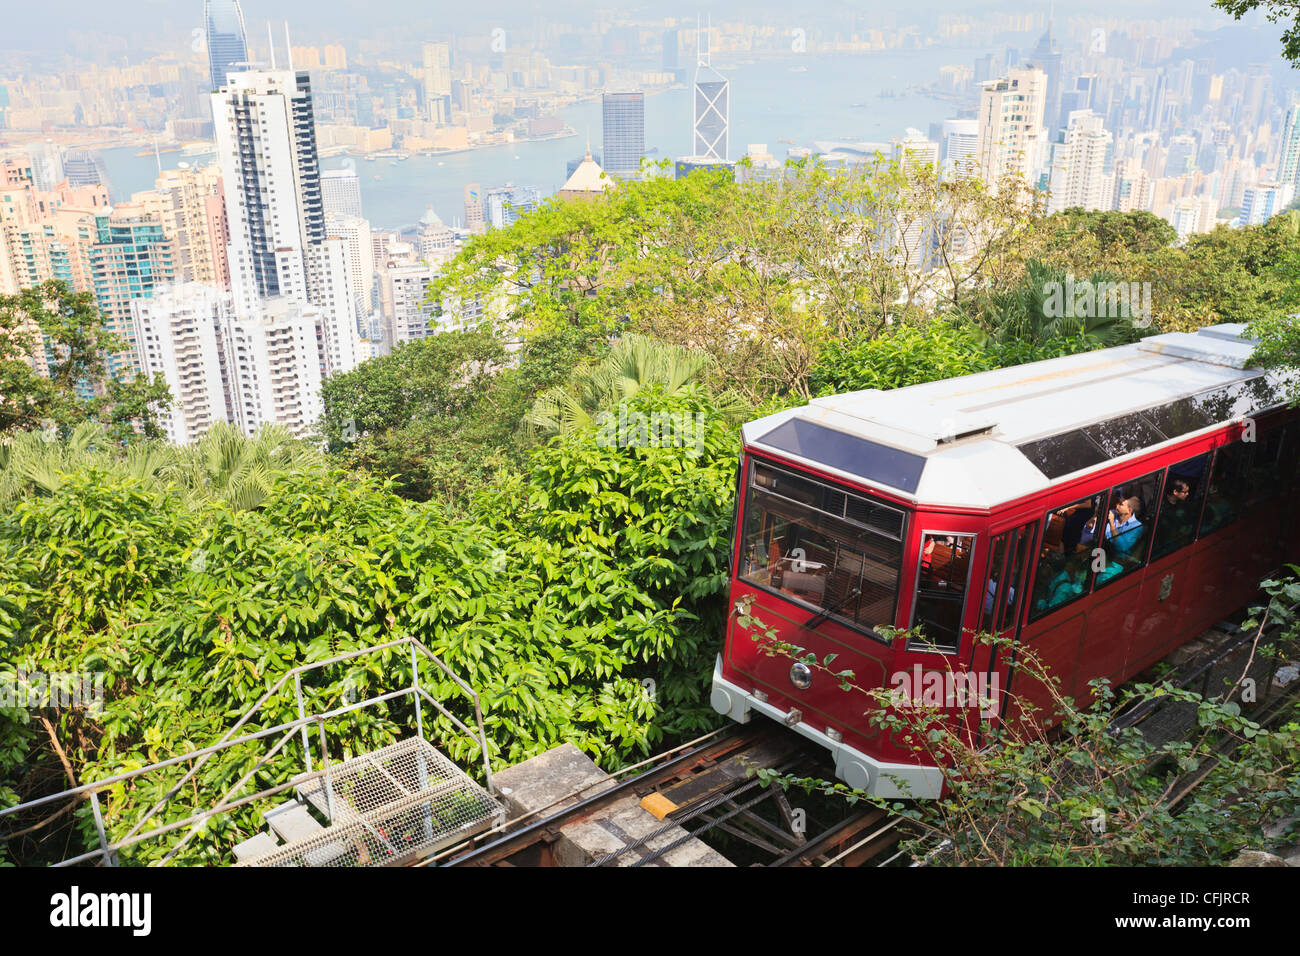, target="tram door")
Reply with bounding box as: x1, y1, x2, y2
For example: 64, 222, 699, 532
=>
969, 522, 1036, 734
